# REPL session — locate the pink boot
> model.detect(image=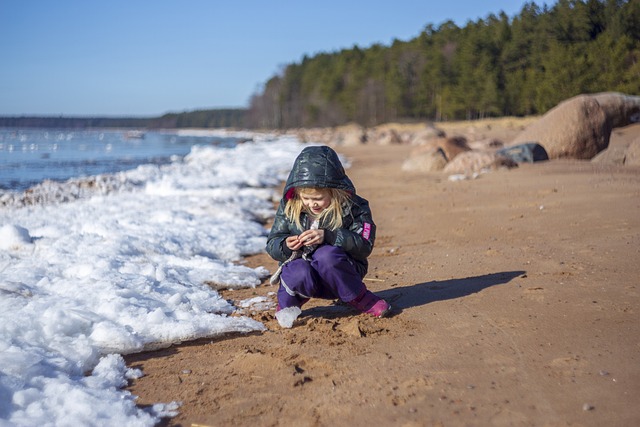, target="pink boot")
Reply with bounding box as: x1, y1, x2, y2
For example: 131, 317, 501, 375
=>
348, 289, 391, 318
